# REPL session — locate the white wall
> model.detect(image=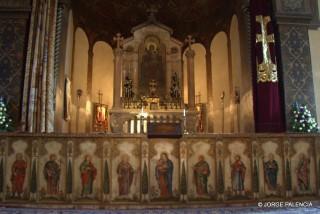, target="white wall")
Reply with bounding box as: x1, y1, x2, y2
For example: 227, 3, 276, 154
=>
211, 32, 231, 133
92, 41, 114, 108
71, 27, 88, 133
